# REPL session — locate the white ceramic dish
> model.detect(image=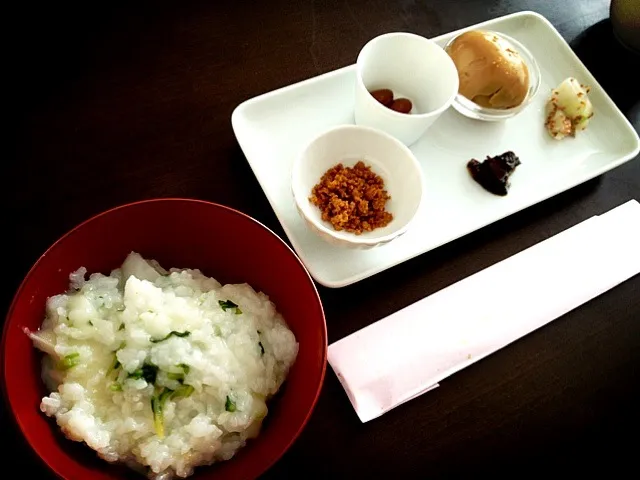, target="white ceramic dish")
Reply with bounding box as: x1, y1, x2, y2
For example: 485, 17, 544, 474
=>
355, 32, 459, 145
231, 10, 640, 288
291, 125, 424, 249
